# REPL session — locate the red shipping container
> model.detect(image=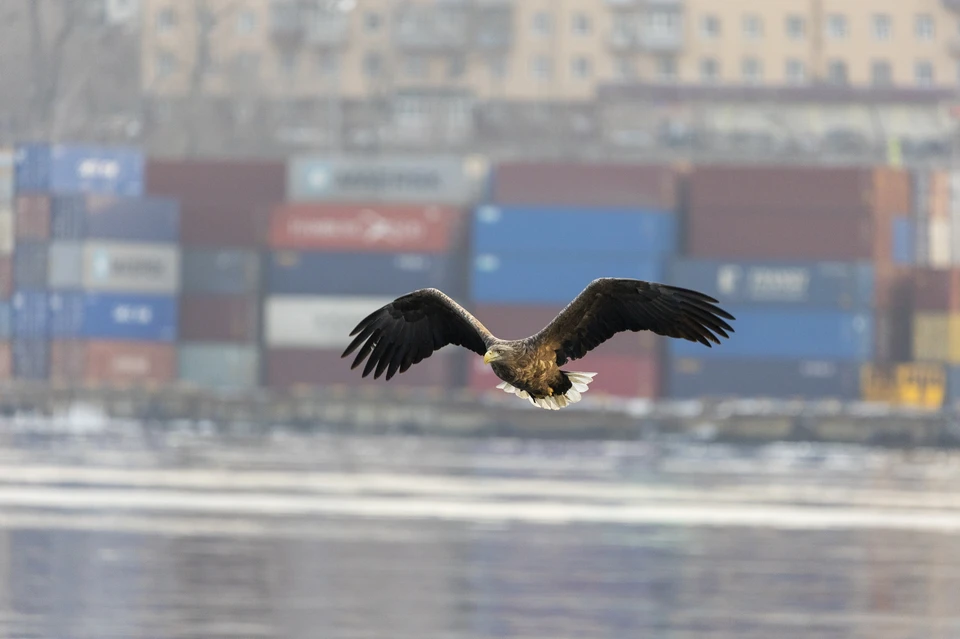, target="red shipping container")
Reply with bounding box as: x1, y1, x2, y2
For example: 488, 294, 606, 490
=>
0, 256, 12, 298
145, 159, 286, 247
494, 162, 678, 209
913, 268, 960, 312
468, 353, 660, 399
51, 340, 175, 386
49, 340, 86, 383
266, 349, 456, 390
179, 294, 260, 342
0, 342, 12, 381
470, 304, 661, 357
269, 203, 463, 252
15, 195, 51, 239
